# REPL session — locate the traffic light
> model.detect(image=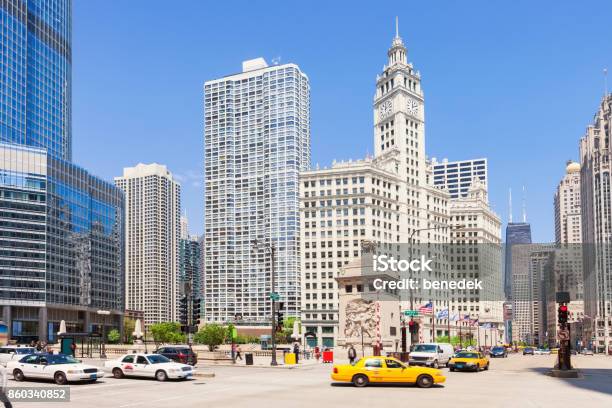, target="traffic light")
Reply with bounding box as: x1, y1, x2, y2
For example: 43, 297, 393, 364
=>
408, 319, 418, 334
179, 296, 188, 326
192, 298, 202, 326
276, 302, 284, 332
558, 304, 569, 324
